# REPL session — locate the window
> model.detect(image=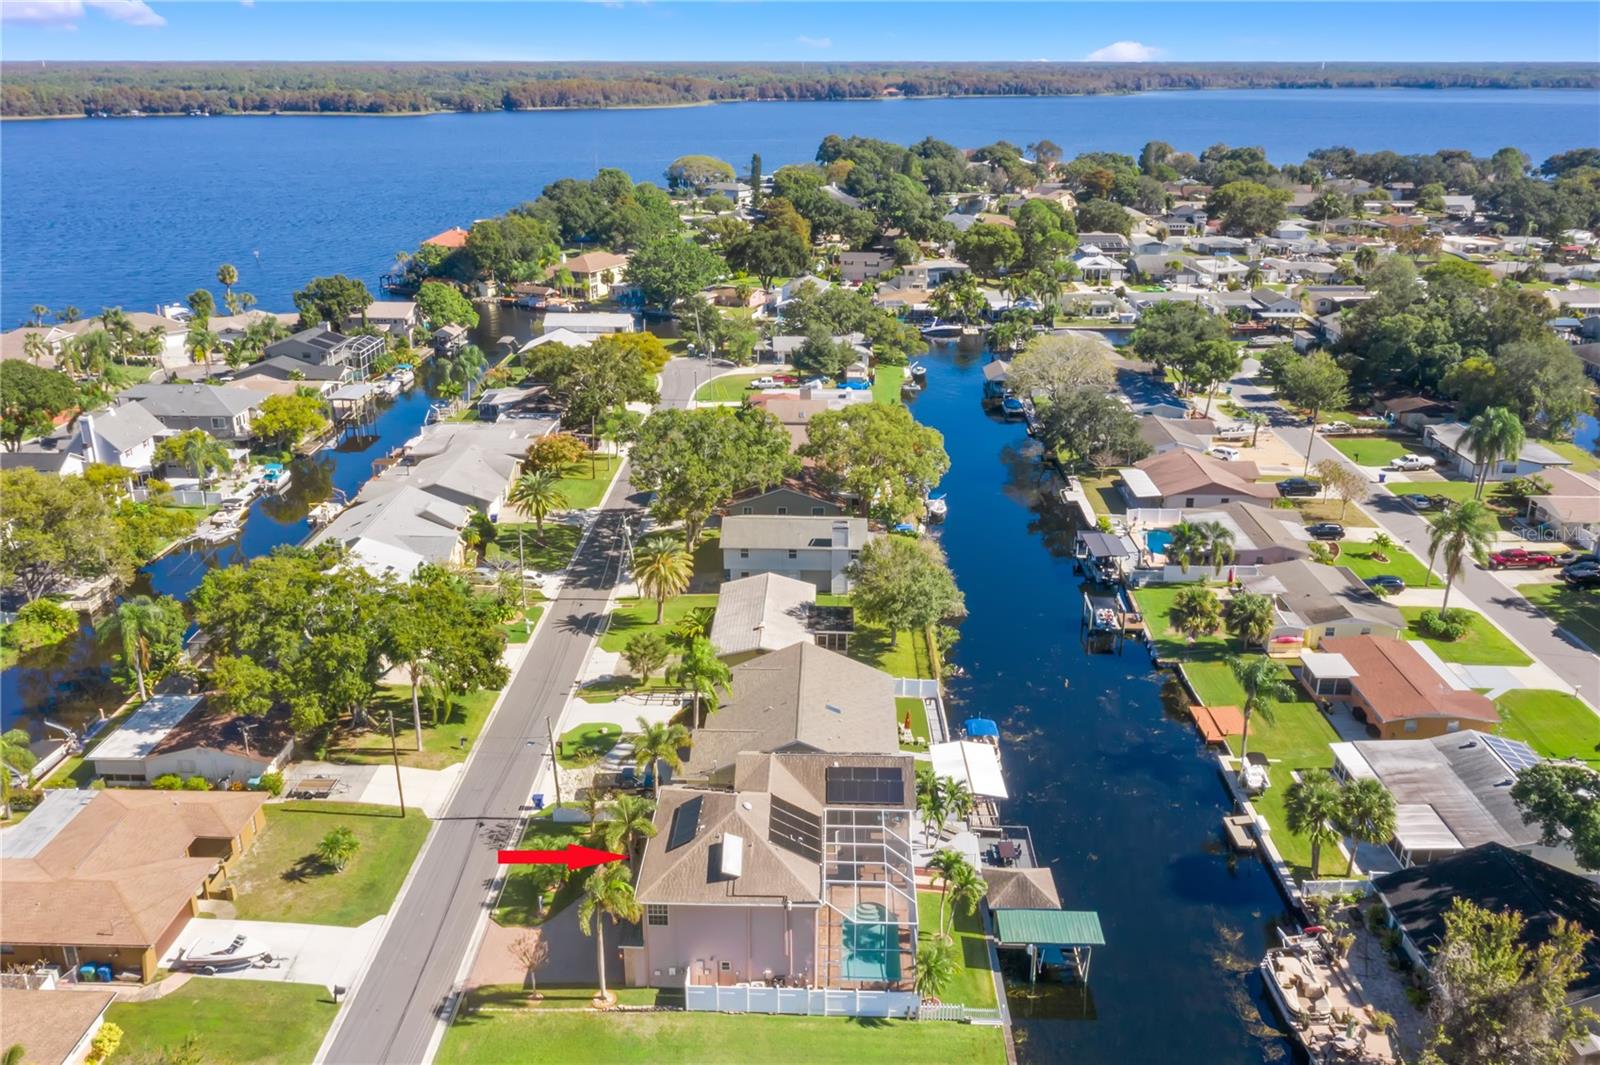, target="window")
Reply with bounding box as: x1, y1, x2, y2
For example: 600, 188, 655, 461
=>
1220, 497, 1230, 504
740, 548, 749, 559
776, 506, 788, 515
1404, 720, 1418, 733
742, 507, 752, 515
787, 549, 798, 560
646, 904, 669, 926
1184, 498, 1195, 508
211, 417, 228, 429
812, 507, 825, 516
1446, 720, 1461, 733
